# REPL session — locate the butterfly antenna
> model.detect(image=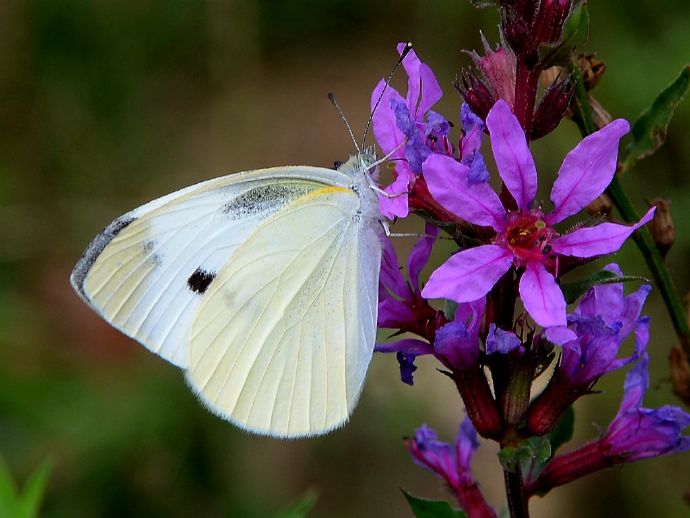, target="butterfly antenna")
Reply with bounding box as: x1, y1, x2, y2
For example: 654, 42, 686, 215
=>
361, 42, 413, 150
328, 92, 361, 154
